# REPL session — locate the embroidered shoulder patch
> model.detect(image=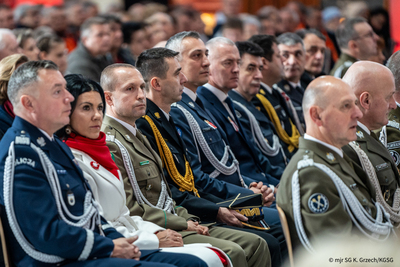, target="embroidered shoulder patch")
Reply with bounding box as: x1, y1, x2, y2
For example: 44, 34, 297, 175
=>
308, 193, 329, 213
